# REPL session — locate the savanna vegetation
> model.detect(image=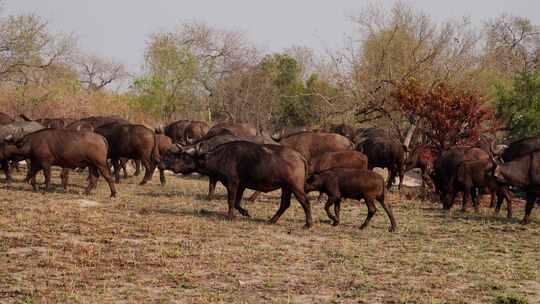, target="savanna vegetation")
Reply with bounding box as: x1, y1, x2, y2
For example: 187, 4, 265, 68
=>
2, 2, 540, 304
